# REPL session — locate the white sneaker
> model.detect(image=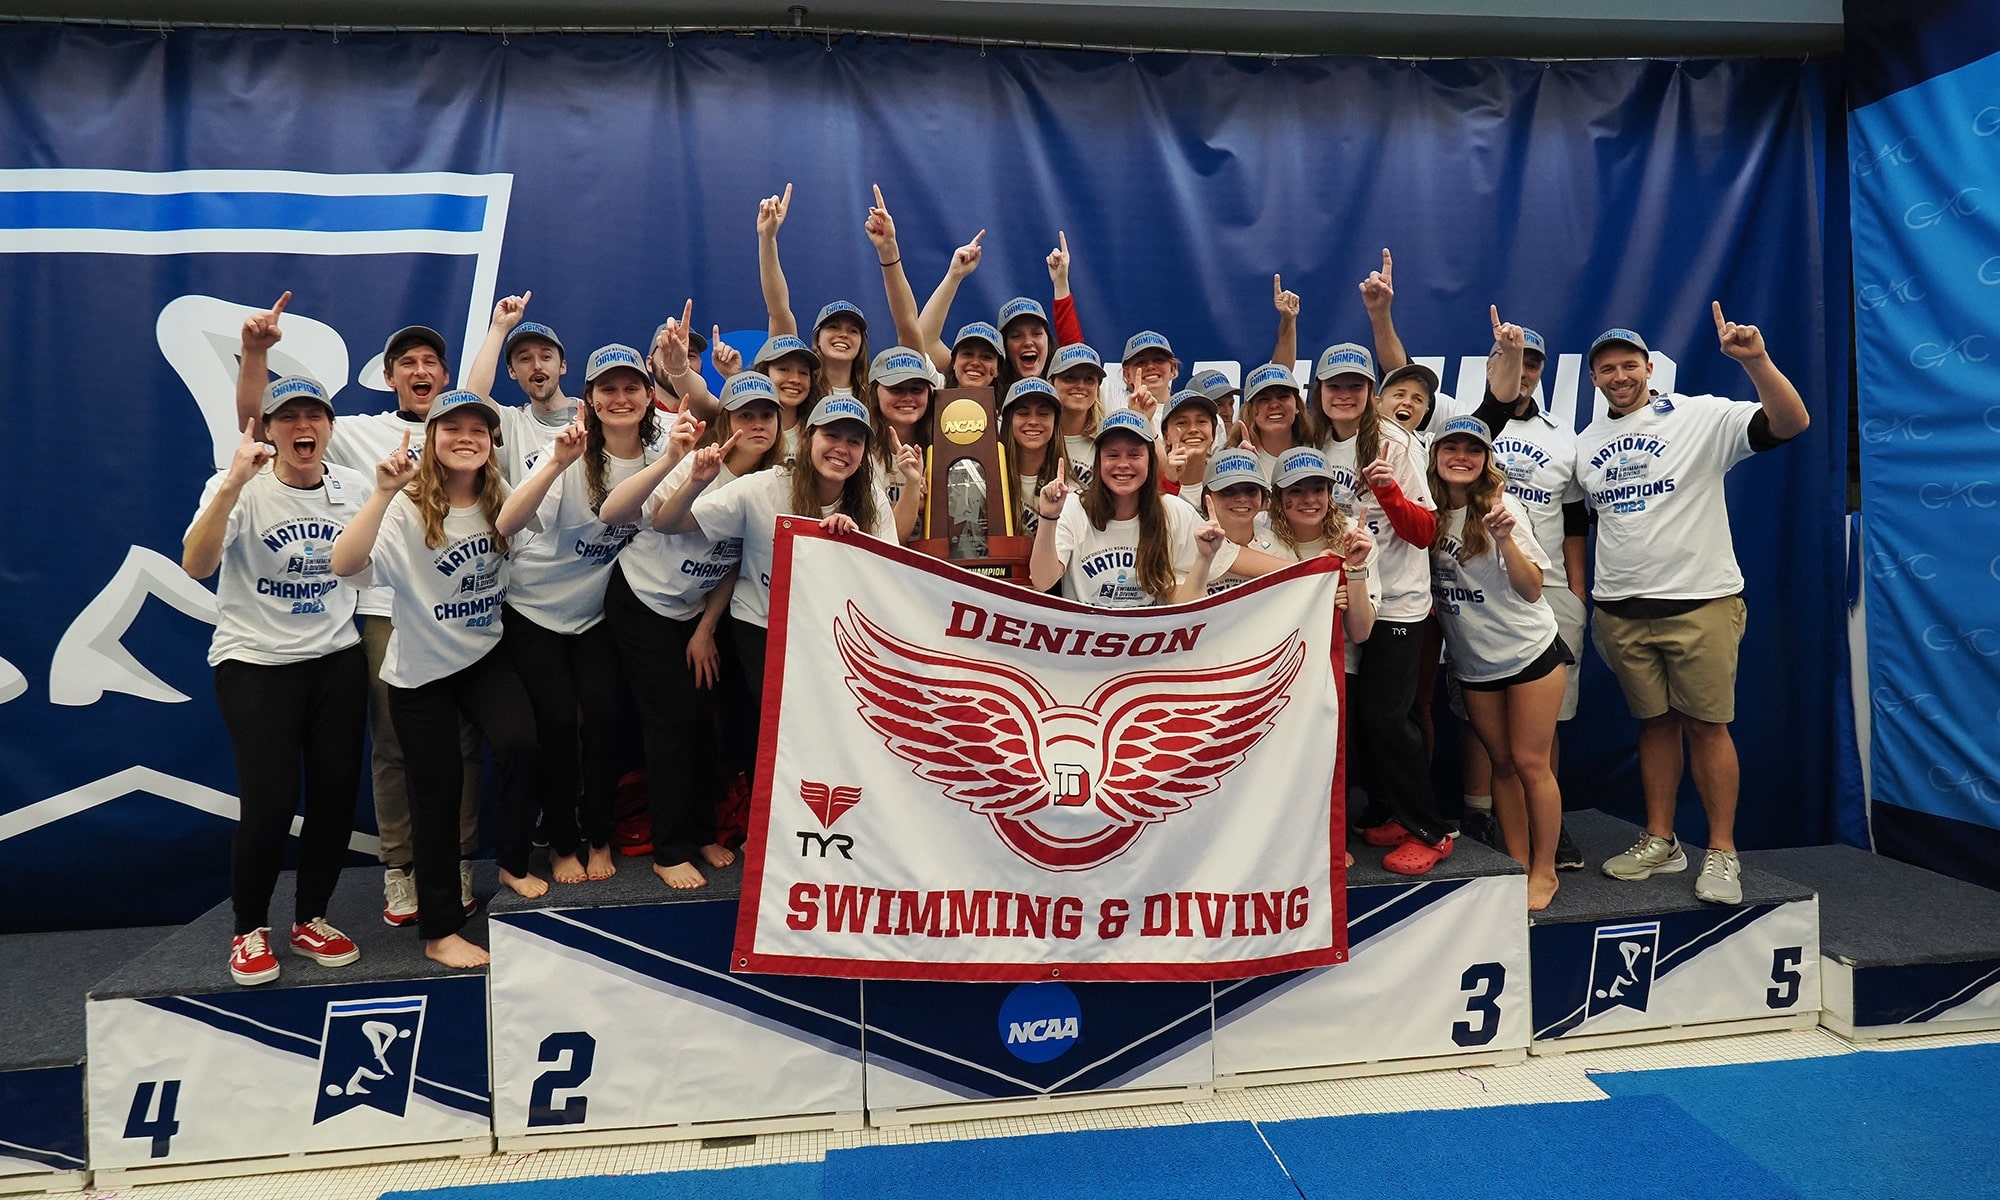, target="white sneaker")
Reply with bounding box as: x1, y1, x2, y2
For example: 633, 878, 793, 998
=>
1694, 849, 1744, 905
1601, 834, 1688, 881
382, 866, 418, 927
459, 860, 475, 915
